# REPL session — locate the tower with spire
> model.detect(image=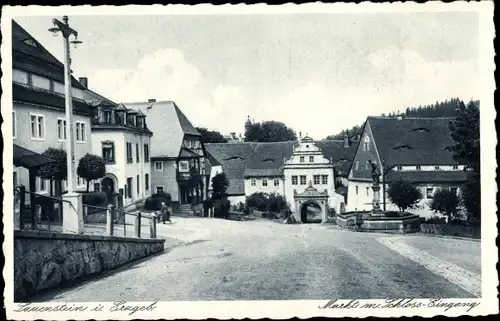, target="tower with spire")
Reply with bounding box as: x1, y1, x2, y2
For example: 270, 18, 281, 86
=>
244, 115, 252, 141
